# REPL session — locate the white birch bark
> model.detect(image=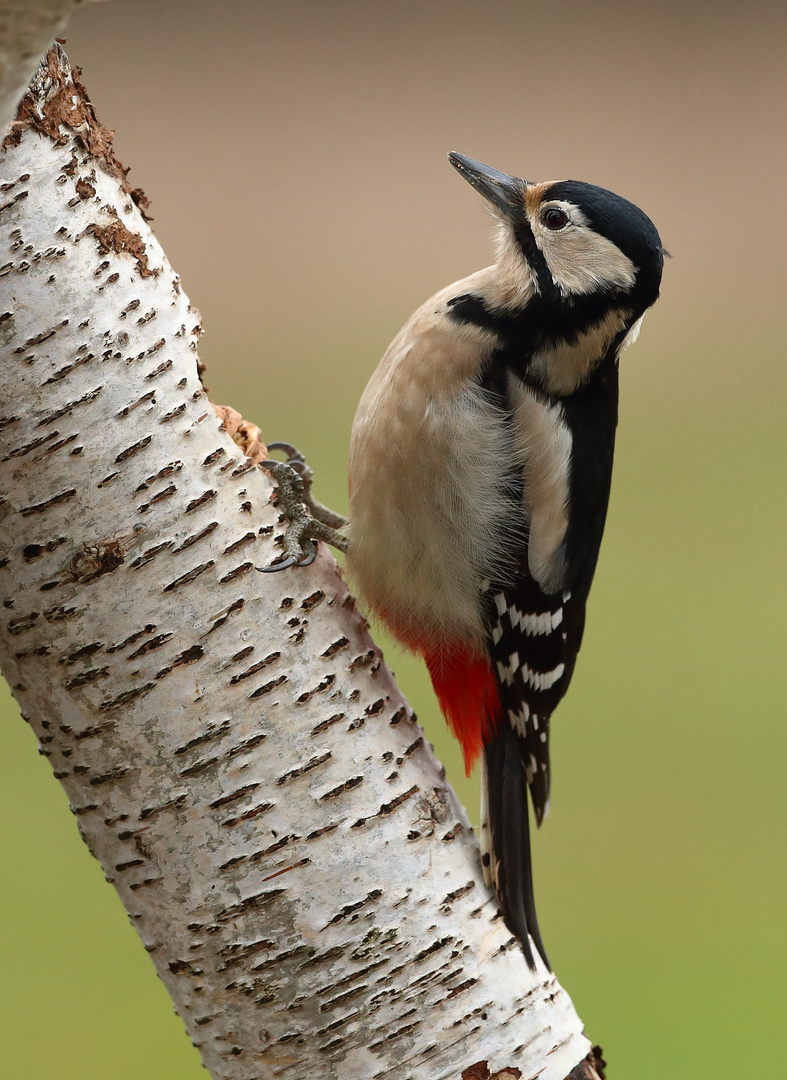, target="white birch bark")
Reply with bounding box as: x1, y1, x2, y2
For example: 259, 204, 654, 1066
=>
0, 0, 102, 134
0, 42, 602, 1080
